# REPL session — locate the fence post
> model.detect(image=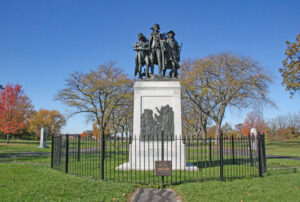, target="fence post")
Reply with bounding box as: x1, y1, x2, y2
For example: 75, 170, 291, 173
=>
231, 135, 235, 164
262, 134, 267, 173
51, 134, 54, 168
65, 134, 69, 174
77, 136, 81, 161
209, 137, 212, 162
101, 130, 105, 180
58, 135, 62, 165
248, 134, 254, 166
220, 132, 224, 181
161, 130, 165, 186
258, 133, 263, 177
